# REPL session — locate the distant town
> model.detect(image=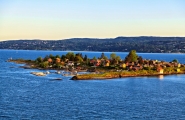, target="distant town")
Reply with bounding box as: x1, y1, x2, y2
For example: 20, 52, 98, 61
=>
1, 37, 185, 53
